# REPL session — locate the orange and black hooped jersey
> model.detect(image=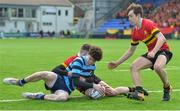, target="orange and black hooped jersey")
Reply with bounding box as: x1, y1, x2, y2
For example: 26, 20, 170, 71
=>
52, 55, 78, 75
62, 55, 78, 68
131, 19, 170, 52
